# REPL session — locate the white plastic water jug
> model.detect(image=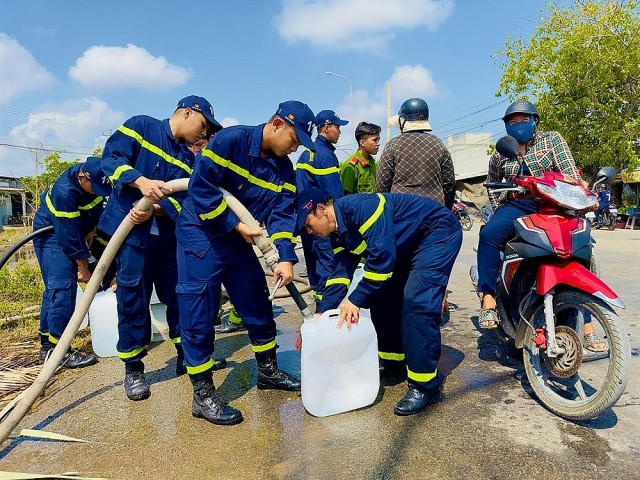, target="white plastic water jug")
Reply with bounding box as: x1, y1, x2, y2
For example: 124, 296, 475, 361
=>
88, 289, 119, 357
88, 288, 167, 357
300, 265, 379, 417
75, 286, 89, 330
